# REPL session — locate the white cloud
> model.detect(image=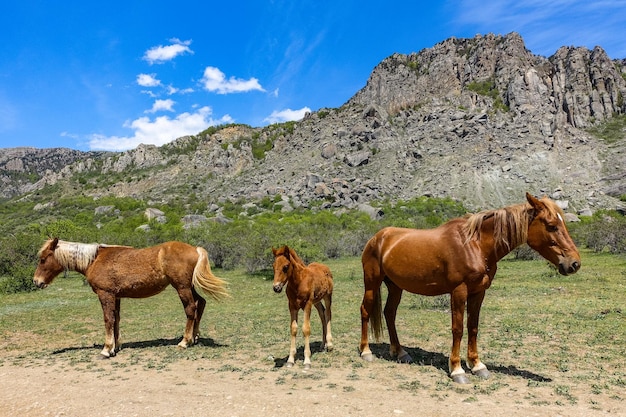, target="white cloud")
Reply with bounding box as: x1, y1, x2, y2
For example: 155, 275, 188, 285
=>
137, 73, 161, 87
88, 106, 233, 151
201, 66, 265, 94
264, 107, 311, 124
146, 99, 175, 113
143, 39, 193, 64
